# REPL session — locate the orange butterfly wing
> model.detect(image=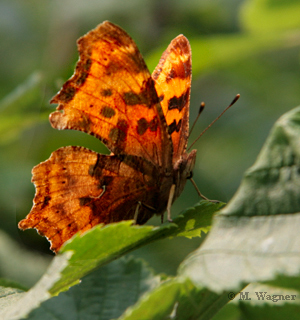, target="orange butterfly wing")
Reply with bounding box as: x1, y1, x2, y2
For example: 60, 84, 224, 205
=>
152, 35, 191, 163
19, 22, 195, 252
19, 146, 168, 252
50, 21, 172, 168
